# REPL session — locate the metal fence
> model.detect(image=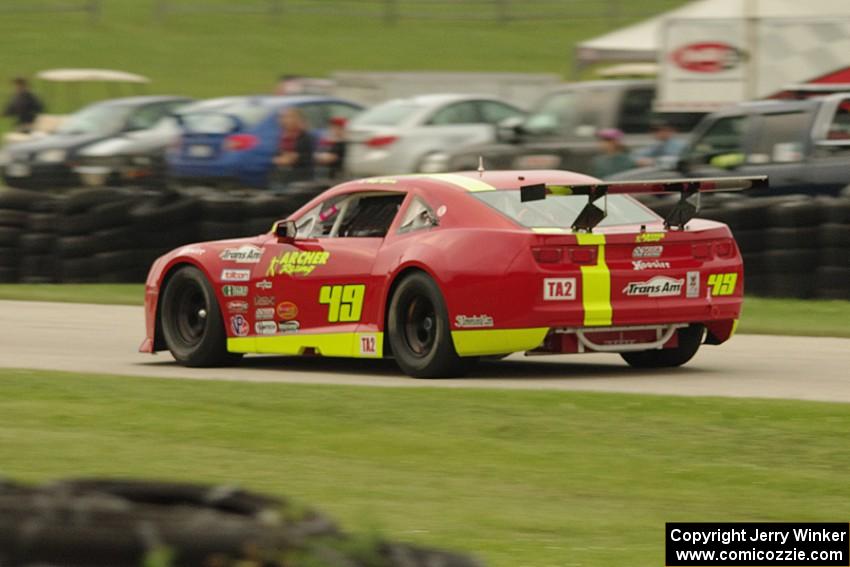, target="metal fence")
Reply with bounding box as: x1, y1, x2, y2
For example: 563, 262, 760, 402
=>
0, 0, 100, 22
153, 0, 684, 25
